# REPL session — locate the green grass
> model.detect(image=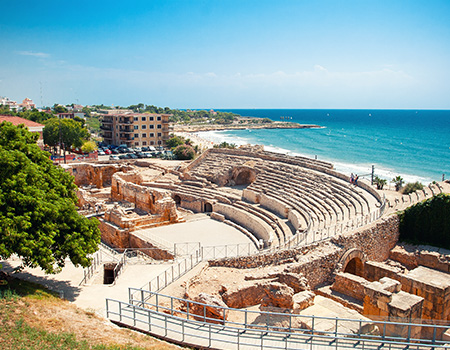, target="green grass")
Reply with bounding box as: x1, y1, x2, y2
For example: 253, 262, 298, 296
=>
0, 277, 174, 350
